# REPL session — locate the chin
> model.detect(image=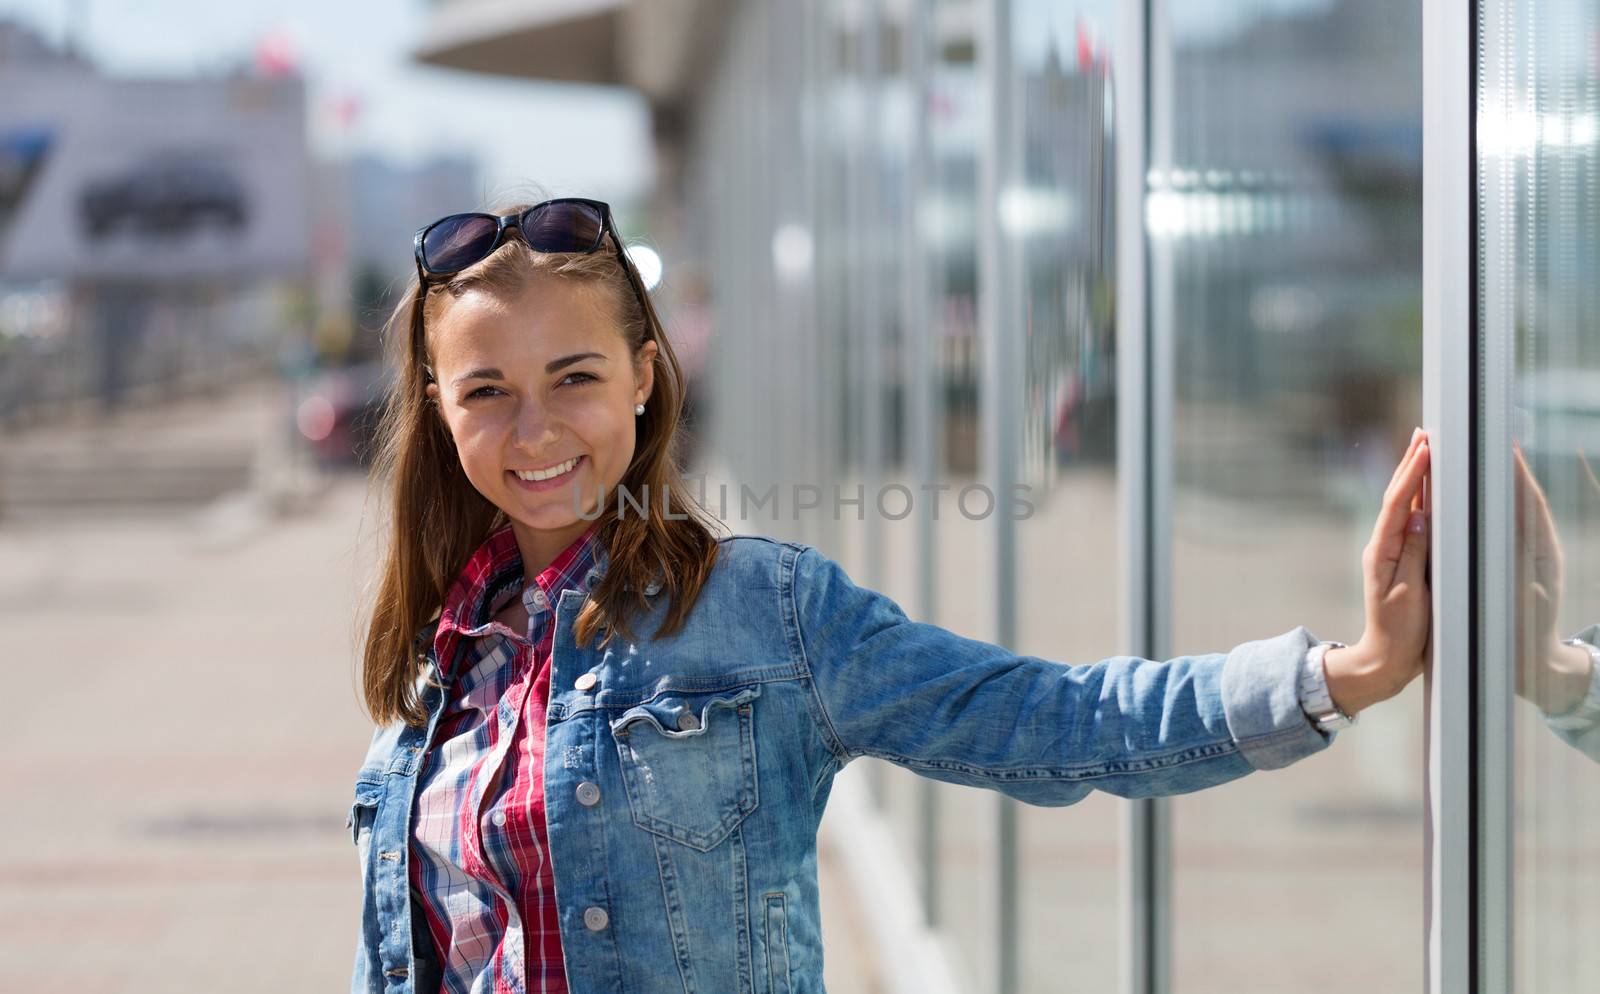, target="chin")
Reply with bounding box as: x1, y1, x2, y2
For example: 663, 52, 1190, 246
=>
514, 491, 605, 529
